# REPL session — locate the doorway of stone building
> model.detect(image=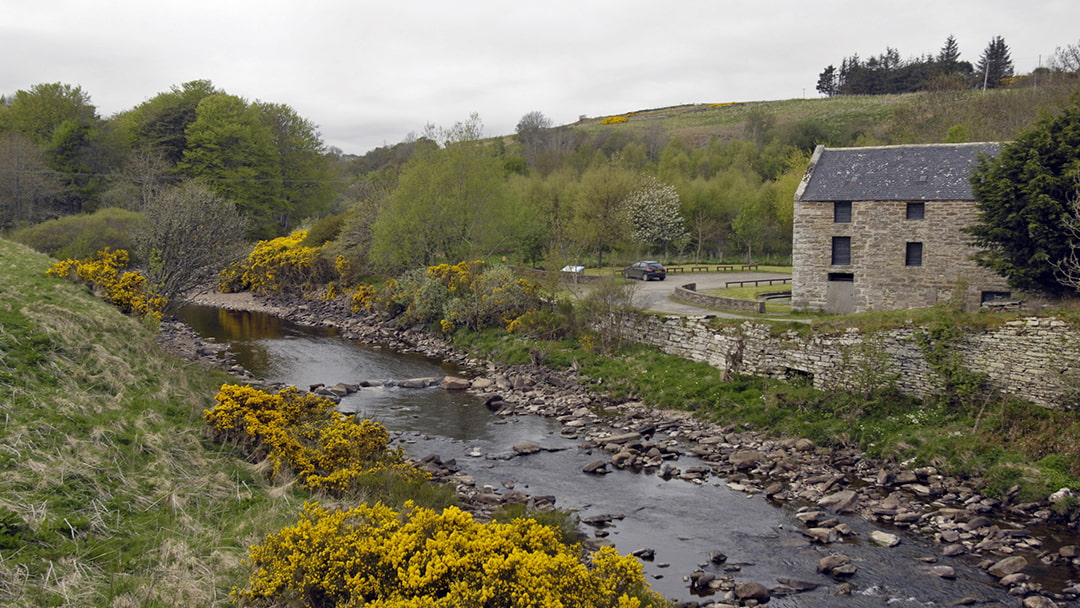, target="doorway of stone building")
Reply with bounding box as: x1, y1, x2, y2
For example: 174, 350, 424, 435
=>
826, 272, 855, 314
